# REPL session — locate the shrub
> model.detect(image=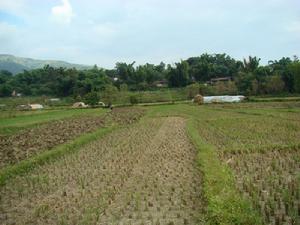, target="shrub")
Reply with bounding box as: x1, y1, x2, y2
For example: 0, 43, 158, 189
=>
129, 95, 139, 105
84, 92, 99, 107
